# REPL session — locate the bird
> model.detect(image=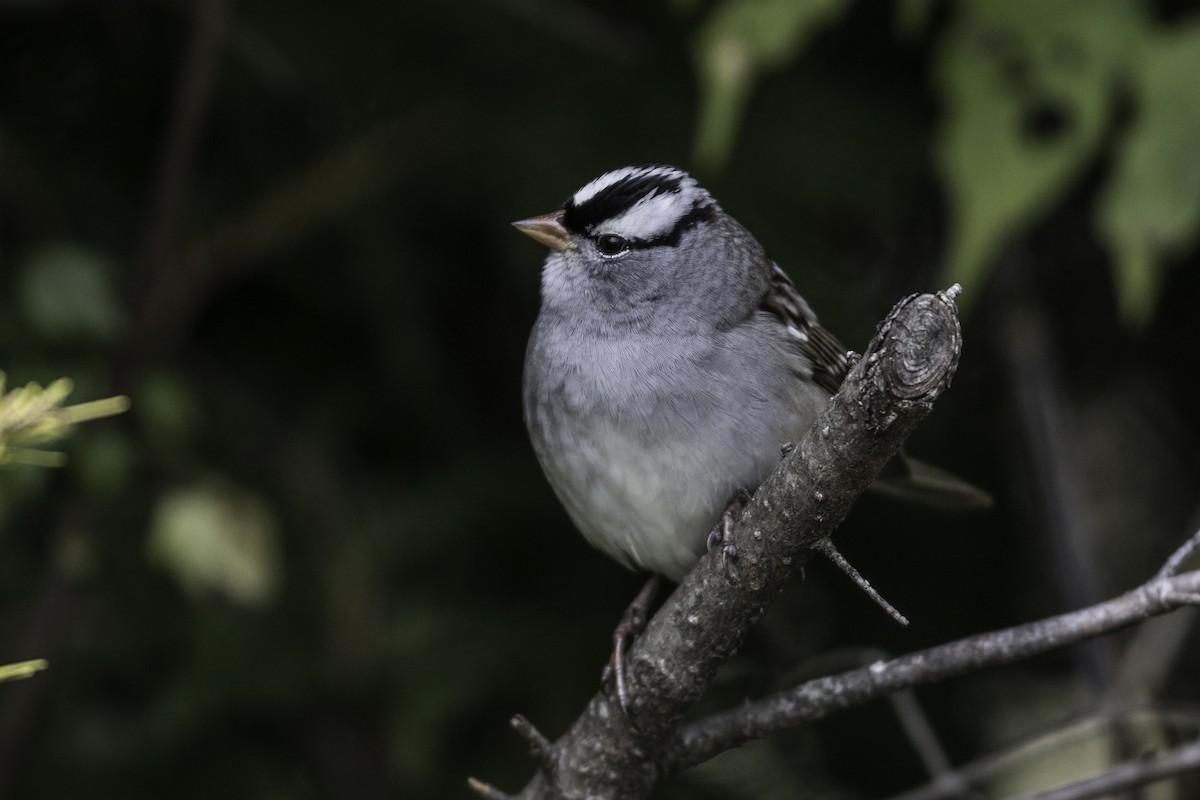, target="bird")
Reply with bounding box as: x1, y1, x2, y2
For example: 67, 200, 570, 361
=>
516, 164, 988, 584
